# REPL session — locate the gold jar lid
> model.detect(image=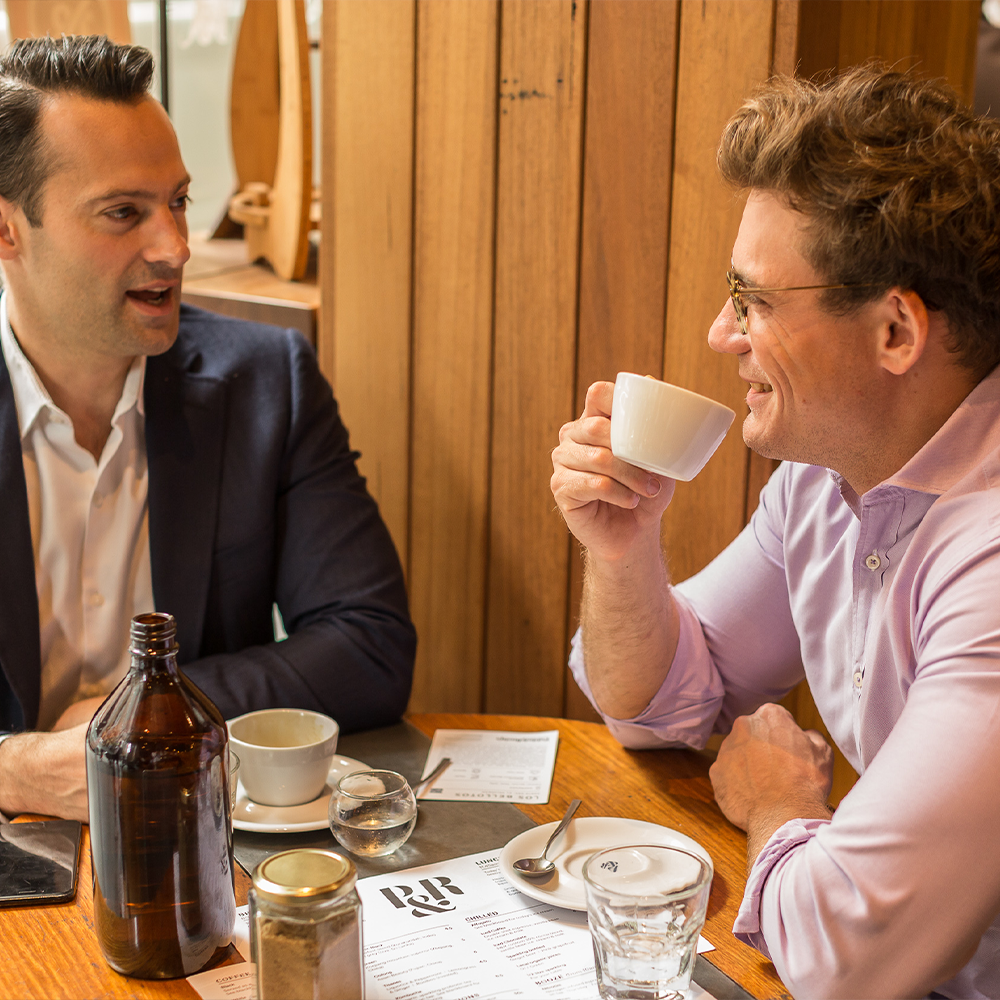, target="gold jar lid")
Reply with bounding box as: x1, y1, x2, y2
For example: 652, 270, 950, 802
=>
252, 849, 357, 904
